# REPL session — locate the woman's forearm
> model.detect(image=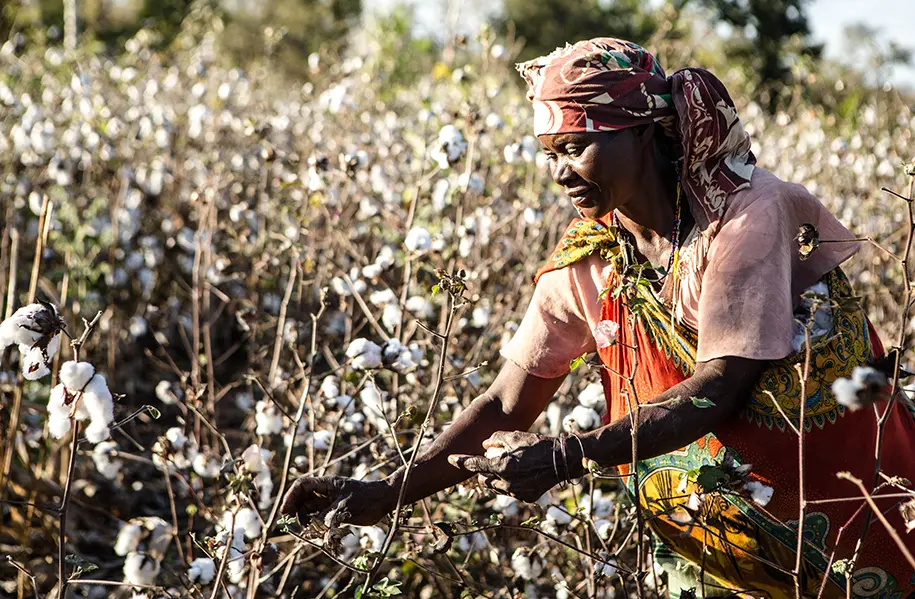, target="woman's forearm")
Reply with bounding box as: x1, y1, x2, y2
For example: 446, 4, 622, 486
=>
383, 393, 529, 504
577, 358, 761, 472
